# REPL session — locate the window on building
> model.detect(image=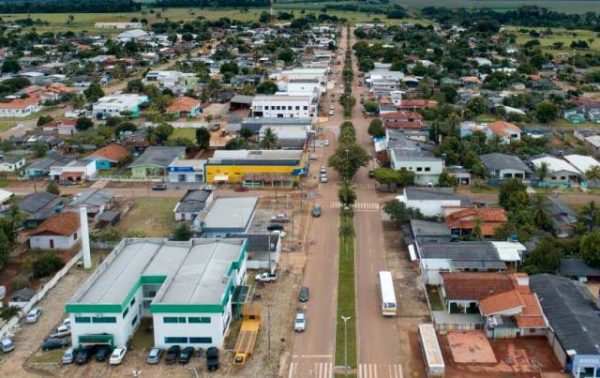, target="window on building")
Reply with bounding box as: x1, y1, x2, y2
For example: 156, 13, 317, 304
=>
416, 167, 423, 172
163, 317, 186, 324
165, 337, 188, 344
131, 315, 138, 326
295, 106, 300, 110
303, 106, 308, 110
288, 106, 292, 110
122, 308, 129, 318
130, 297, 136, 307
189, 337, 212, 343
188, 317, 211, 324
75, 316, 91, 323
425, 167, 431, 172
92, 316, 117, 323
